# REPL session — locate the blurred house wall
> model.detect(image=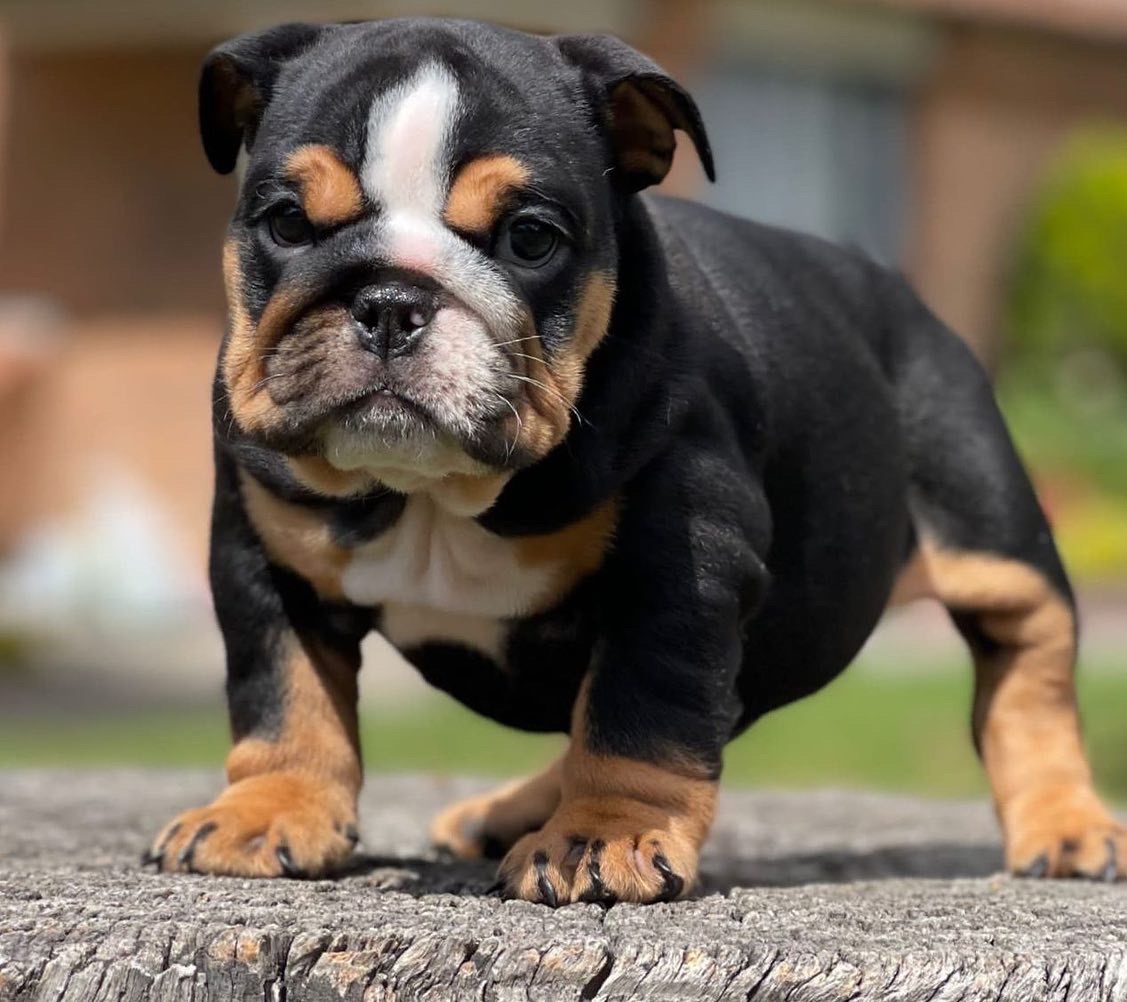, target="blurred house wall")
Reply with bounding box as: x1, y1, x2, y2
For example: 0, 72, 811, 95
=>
0, 46, 227, 316
0, 41, 225, 586
911, 21, 1127, 367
